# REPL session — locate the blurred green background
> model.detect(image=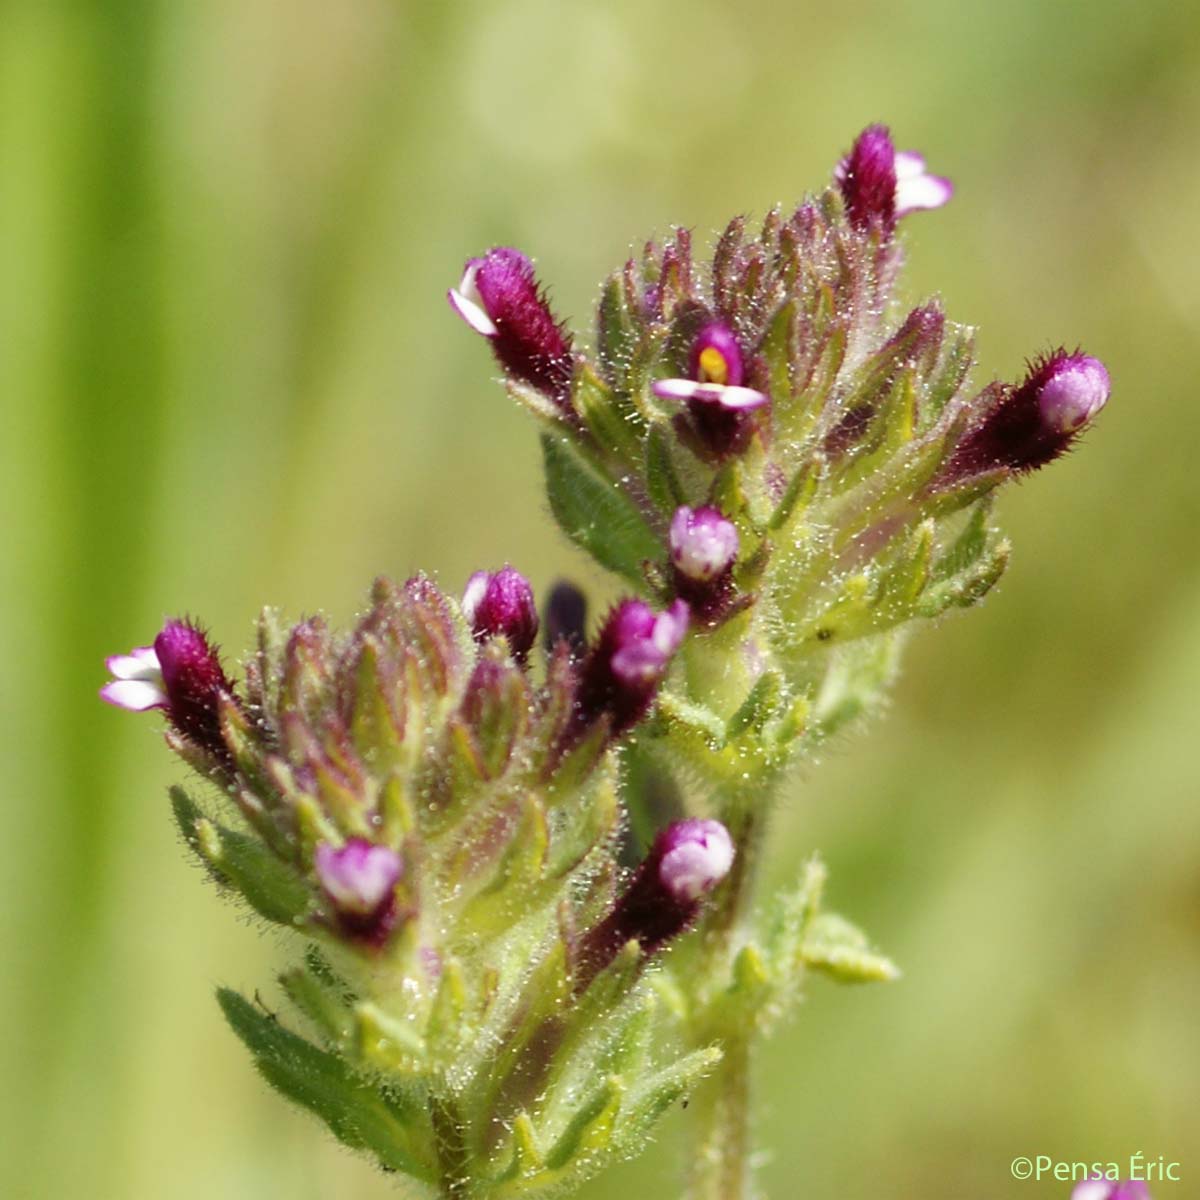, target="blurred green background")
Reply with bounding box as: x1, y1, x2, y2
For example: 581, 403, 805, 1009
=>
3, 1, 1198, 1196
